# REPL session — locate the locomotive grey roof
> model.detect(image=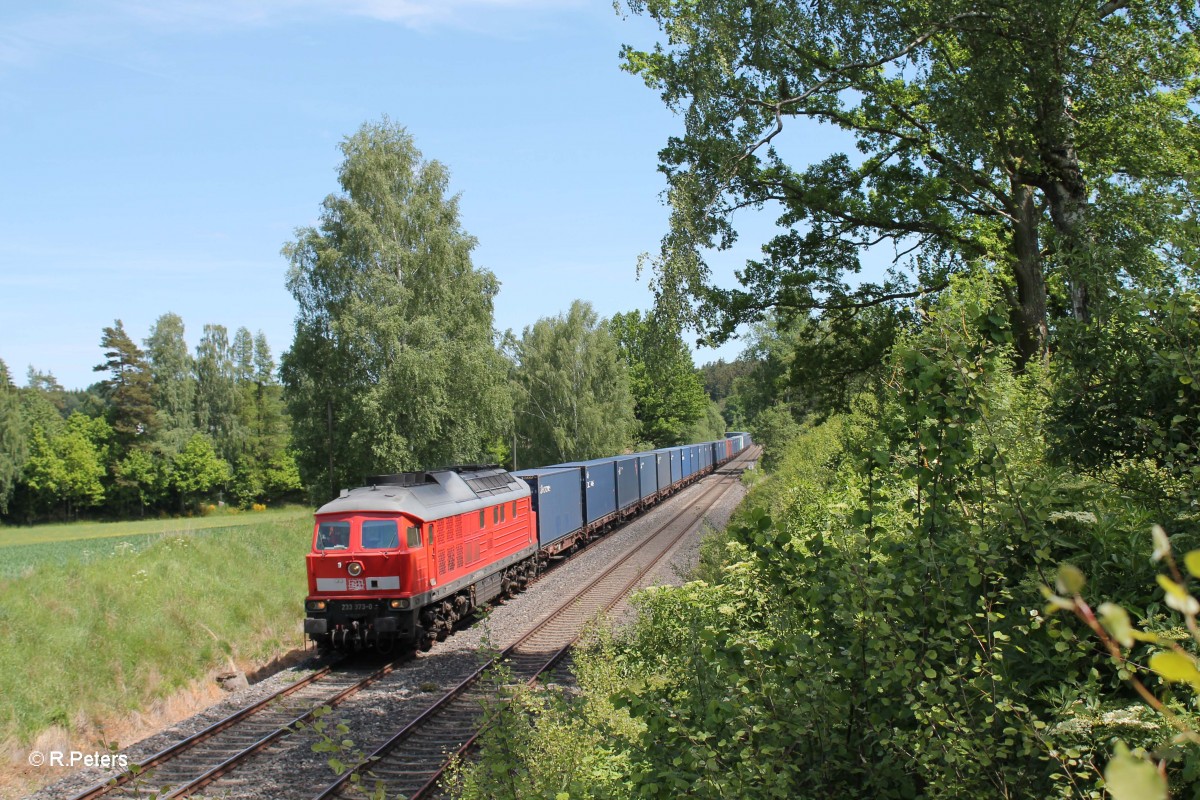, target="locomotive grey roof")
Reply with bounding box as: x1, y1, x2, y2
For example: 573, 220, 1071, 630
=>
315, 467, 531, 522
